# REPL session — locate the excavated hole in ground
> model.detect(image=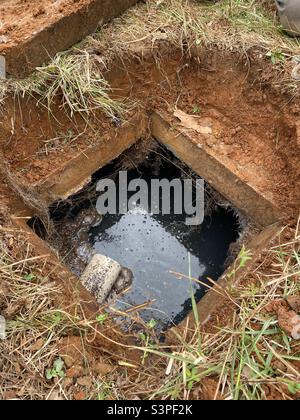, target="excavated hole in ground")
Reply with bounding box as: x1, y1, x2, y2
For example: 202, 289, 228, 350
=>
28, 139, 248, 332
3, 47, 295, 336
